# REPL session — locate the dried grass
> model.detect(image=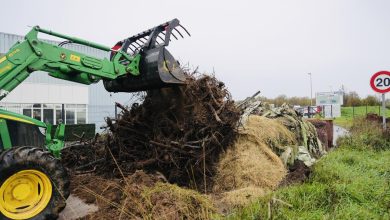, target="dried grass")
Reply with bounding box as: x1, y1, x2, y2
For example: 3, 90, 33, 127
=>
213, 116, 287, 192
243, 115, 297, 155
219, 187, 269, 209
138, 182, 215, 220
